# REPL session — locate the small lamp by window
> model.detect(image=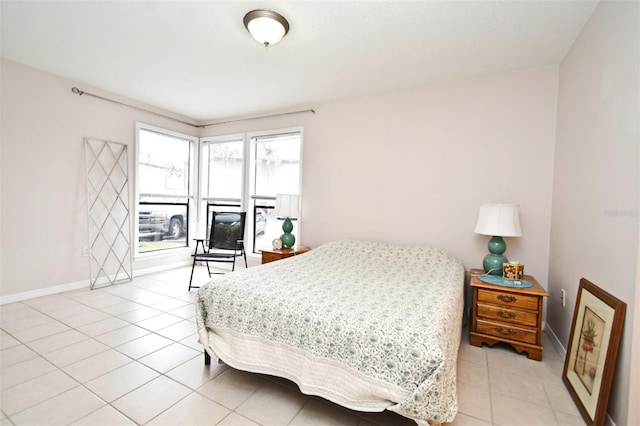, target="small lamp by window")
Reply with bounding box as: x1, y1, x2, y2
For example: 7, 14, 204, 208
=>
273, 194, 300, 248
474, 203, 522, 275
